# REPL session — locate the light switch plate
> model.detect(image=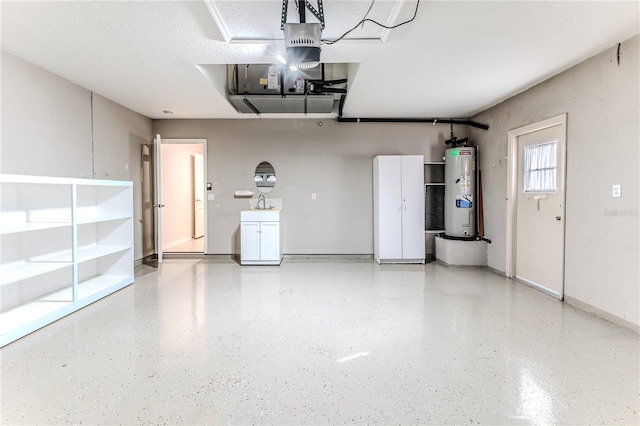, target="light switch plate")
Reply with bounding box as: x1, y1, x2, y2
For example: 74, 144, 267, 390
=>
311, 192, 317, 200
207, 194, 215, 201
612, 184, 621, 198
